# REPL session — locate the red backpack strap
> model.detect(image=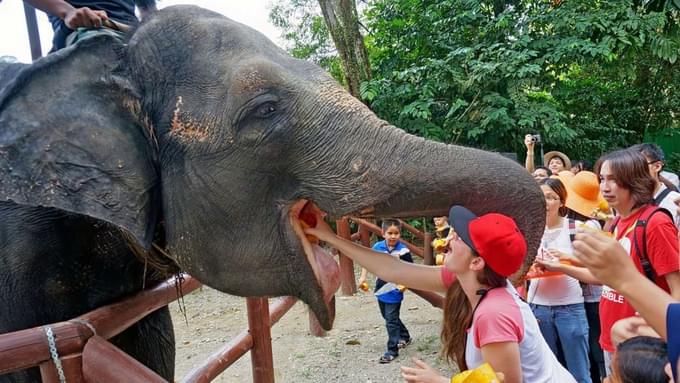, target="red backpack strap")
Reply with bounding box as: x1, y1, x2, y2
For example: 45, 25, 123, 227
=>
633, 205, 673, 282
